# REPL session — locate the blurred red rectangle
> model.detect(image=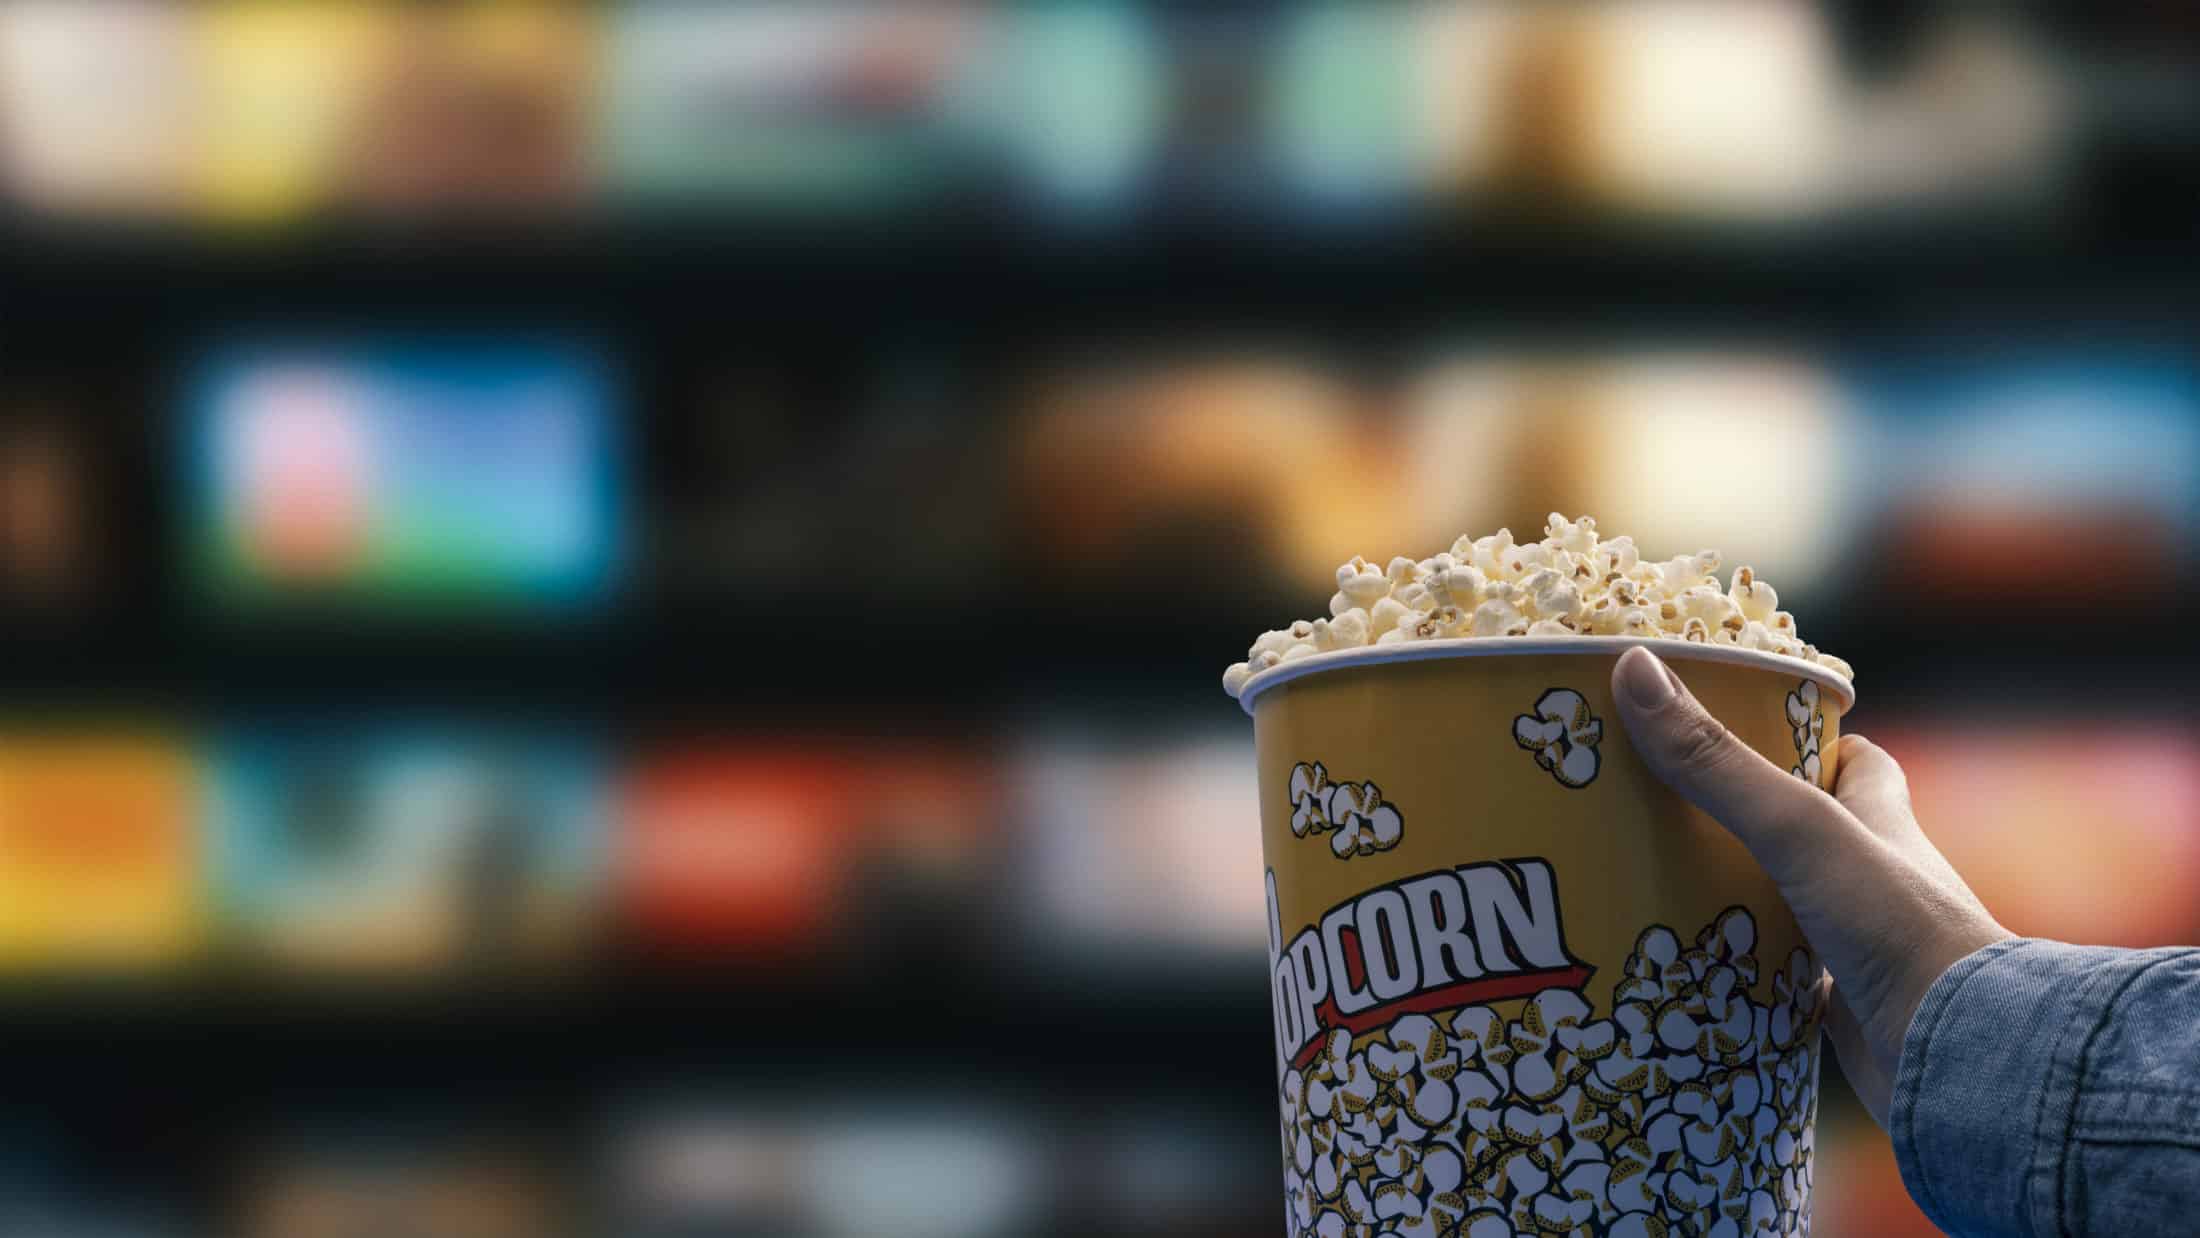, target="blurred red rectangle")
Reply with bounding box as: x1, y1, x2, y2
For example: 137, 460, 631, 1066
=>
1875, 721, 2200, 947
619, 749, 861, 959
618, 742, 998, 961
1878, 498, 2179, 610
